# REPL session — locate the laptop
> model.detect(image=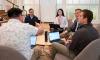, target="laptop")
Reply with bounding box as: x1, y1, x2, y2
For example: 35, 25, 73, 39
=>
49, 24, 60, 29
48, 32, 60, 42
31, 36, 37, 48
49, 24, 64, 33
